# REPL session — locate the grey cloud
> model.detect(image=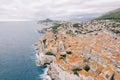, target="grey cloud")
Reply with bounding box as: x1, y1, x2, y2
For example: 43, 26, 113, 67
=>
0, 0, 120, 21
